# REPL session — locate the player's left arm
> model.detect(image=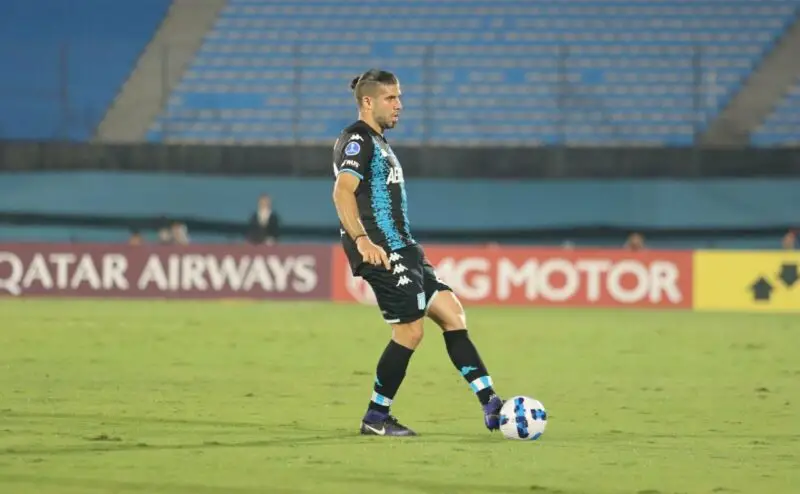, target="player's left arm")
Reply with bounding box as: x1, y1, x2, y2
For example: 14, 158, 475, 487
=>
333, 172, 367, 241
331, 132, 373, 232
332, 135, 390, 269
333, 174, 390, 270
333, 132, 371, 181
